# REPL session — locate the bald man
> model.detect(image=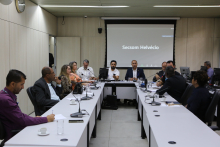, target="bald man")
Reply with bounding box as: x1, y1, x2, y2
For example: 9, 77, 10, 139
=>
32, 67, 62, 116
